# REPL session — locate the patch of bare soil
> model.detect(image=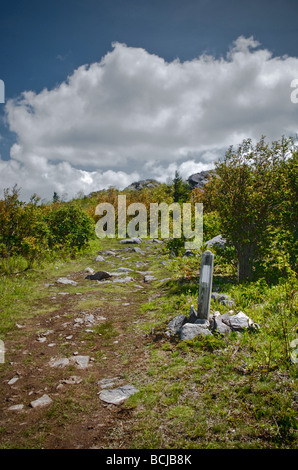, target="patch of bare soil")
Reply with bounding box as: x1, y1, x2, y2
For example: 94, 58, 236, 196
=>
0, 242, 167, 449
